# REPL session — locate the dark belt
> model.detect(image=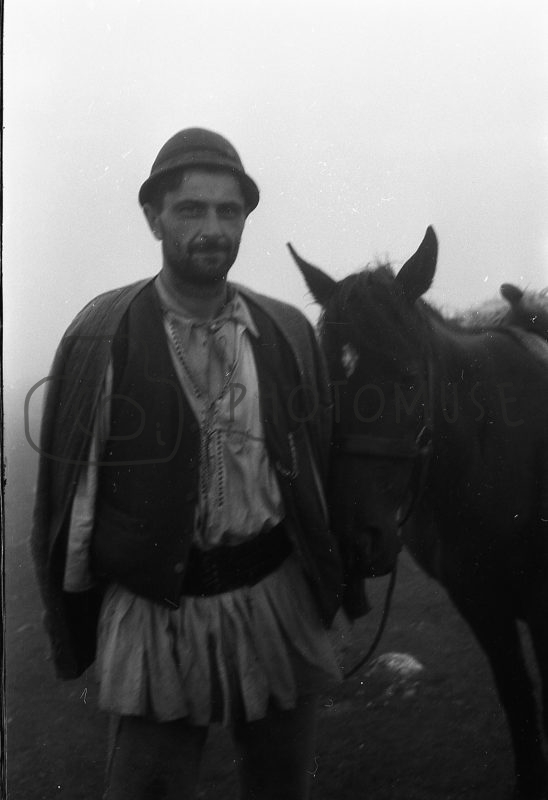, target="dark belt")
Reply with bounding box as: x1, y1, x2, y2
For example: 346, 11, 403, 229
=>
181, 523, 292, 597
